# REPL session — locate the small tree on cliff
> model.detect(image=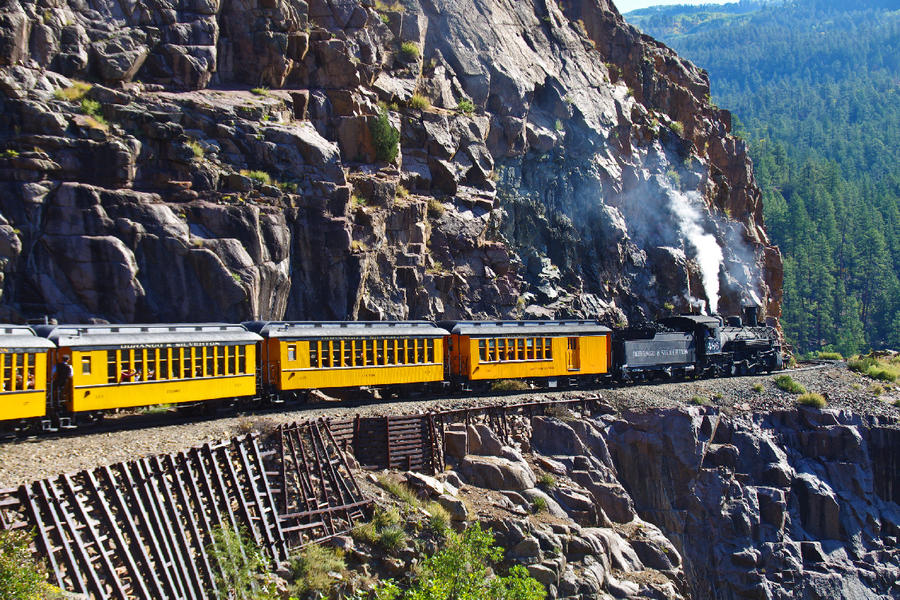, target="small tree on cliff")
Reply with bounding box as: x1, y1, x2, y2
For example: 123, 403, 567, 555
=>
370, 523, 545, 600
370, 109, 400, 163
